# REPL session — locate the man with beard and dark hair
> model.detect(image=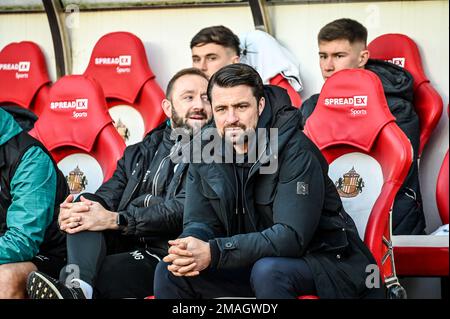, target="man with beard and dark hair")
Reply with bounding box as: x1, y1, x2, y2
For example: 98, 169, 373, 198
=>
300, 18, 424, 235
154, 64, 383, 299
27, 68, 212, 299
